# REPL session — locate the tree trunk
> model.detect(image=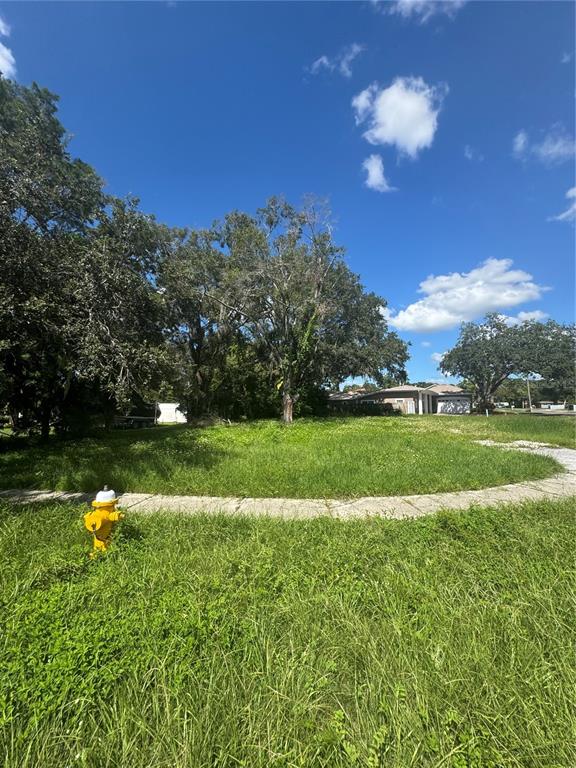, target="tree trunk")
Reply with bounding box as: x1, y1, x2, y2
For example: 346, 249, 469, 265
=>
9, 407, 20, 432
282, 392, 294, 424
40, 405, 51, 442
